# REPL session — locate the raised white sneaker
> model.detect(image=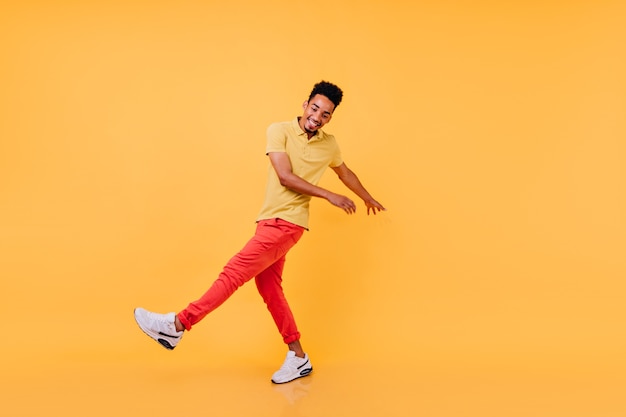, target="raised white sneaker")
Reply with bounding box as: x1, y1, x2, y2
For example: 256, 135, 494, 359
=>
133, 308, 183, 350
271, 351, 313, 384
